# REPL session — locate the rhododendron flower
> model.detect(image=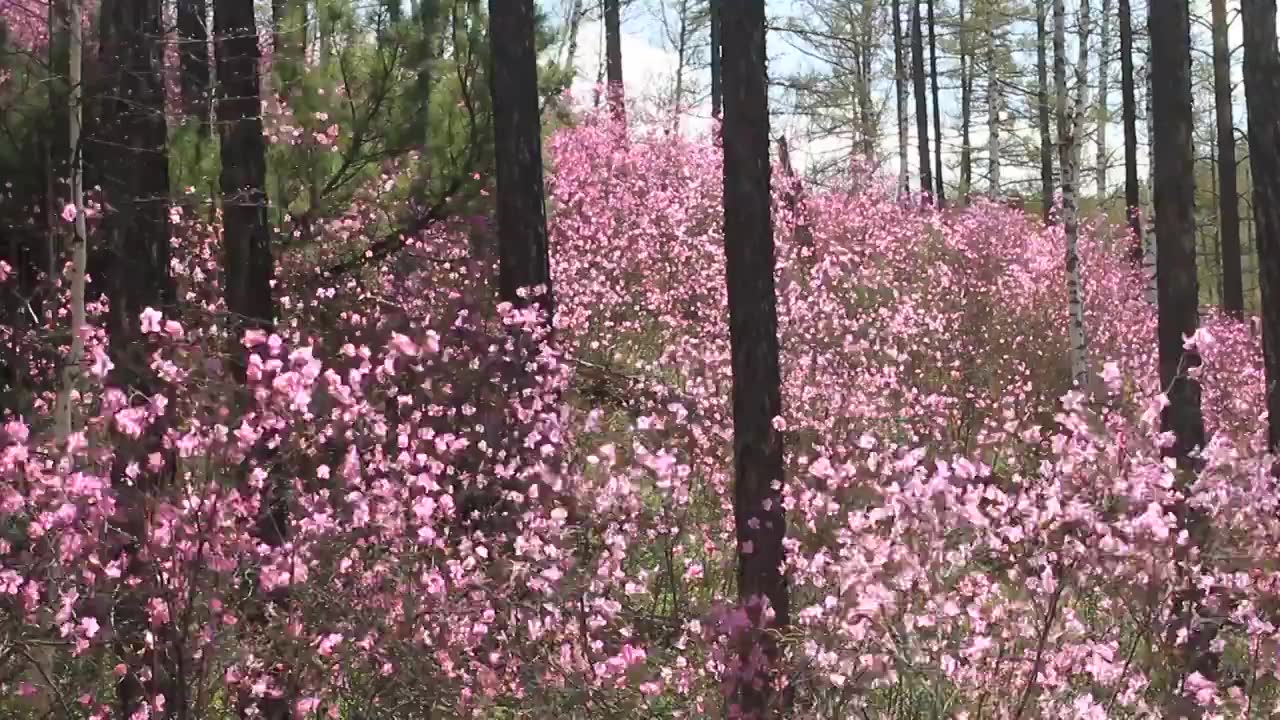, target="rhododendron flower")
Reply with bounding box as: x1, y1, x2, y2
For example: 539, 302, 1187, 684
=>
139, 307, 163, 334
61, 202, 77, 222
